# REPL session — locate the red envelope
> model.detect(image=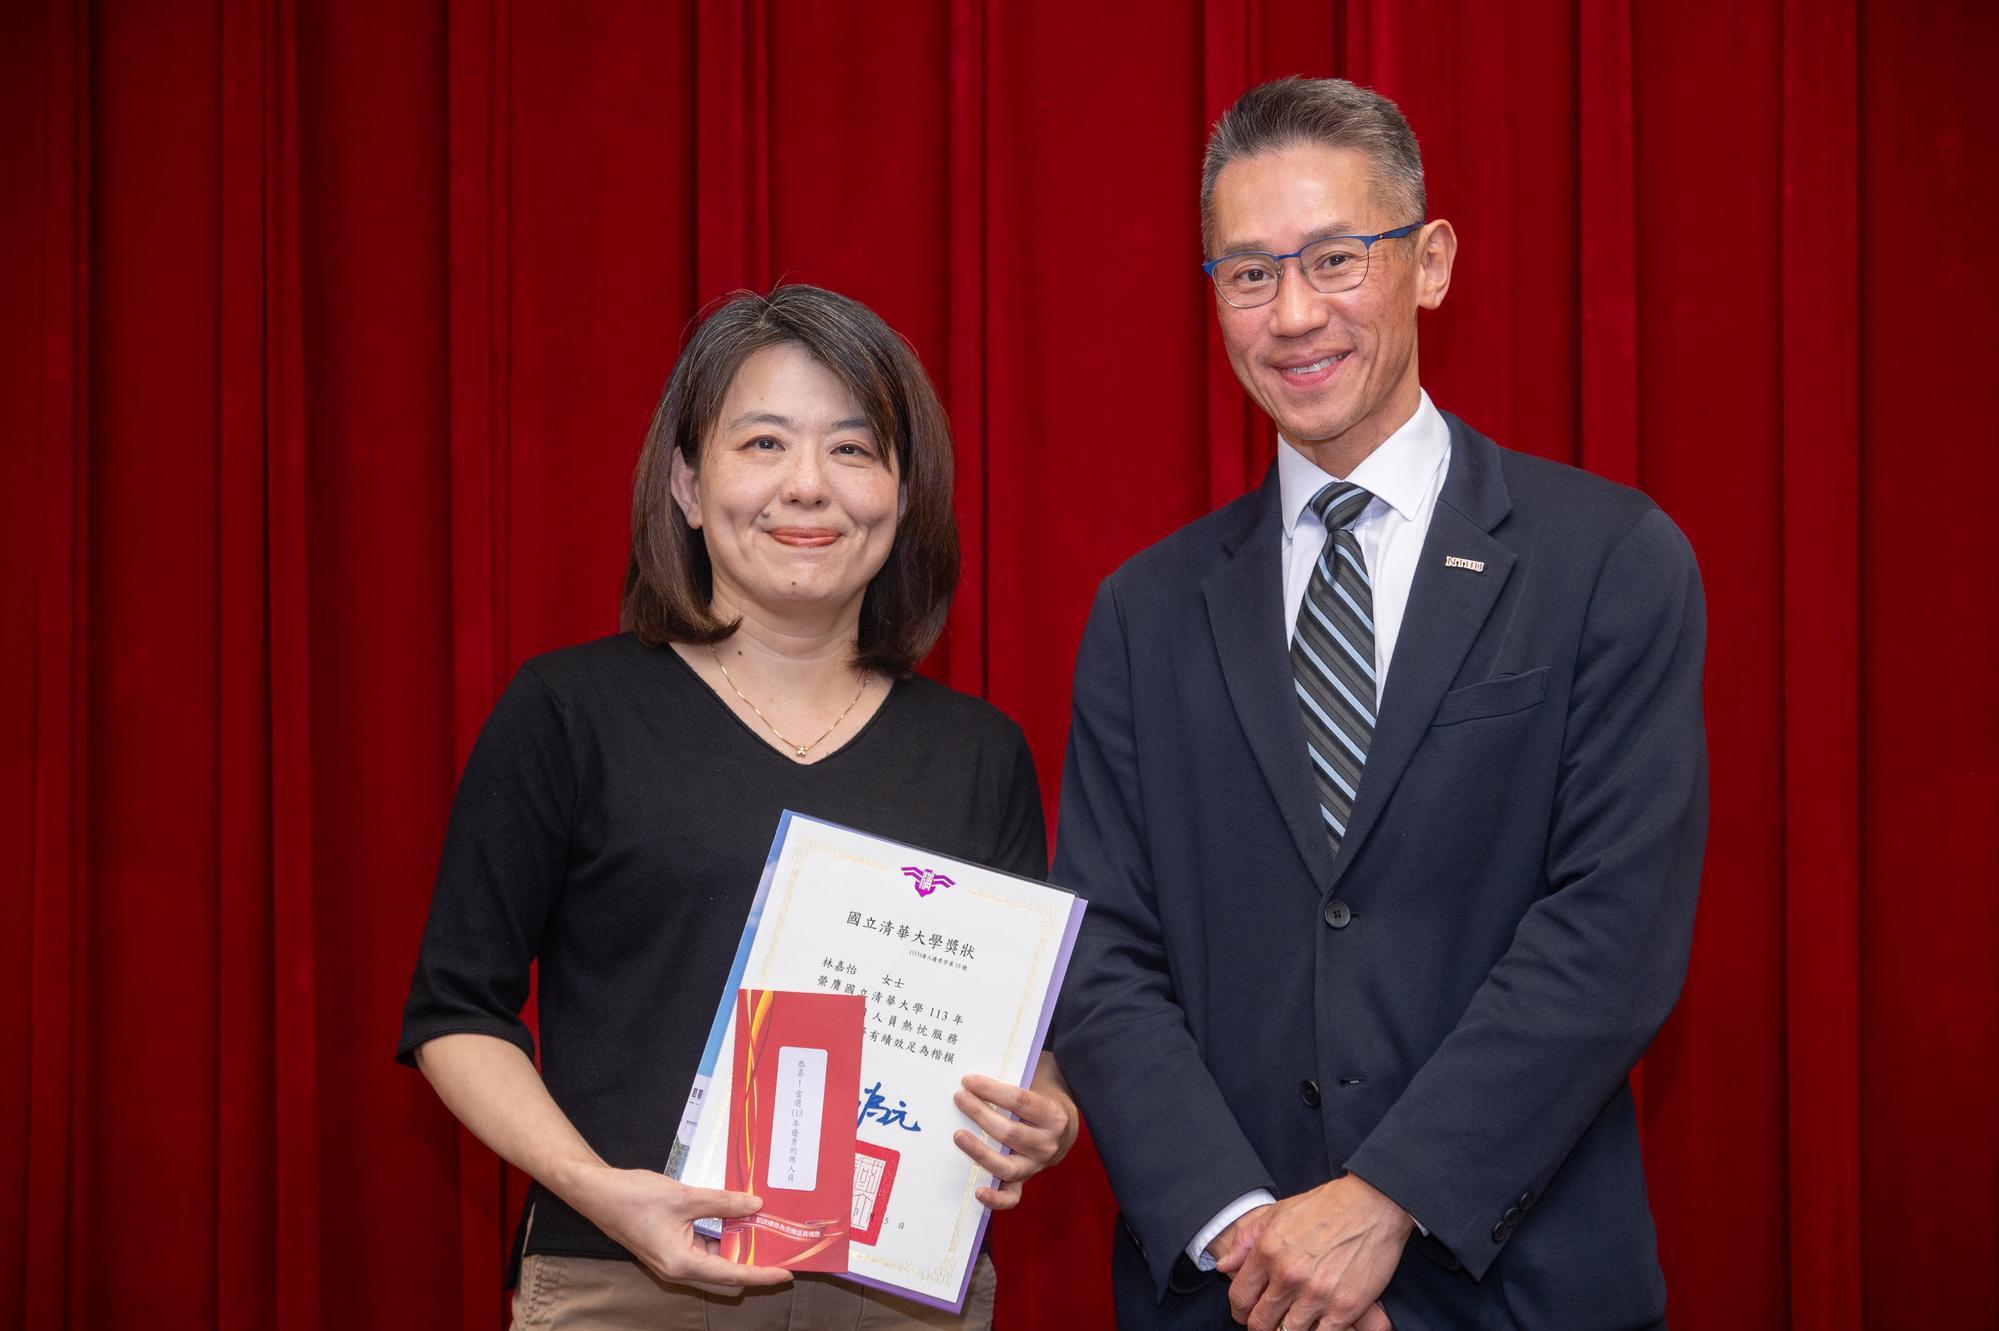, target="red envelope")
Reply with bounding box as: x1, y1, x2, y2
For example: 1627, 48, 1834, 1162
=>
719, 988, 864, 1272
